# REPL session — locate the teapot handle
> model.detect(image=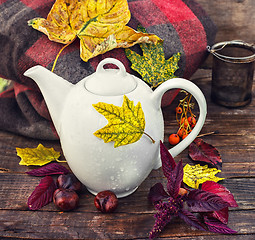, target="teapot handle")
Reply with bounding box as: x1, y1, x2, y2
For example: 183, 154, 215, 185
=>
152, 78, 207, 168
